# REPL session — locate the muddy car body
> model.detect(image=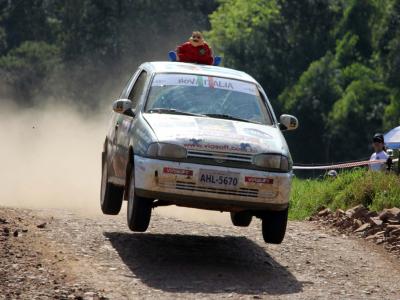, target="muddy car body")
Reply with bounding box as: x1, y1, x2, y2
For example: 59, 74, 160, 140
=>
101, 62, 298, 243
